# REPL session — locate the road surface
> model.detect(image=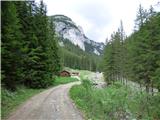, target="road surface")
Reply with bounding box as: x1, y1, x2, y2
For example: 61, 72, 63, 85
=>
7, 82, 83, 120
